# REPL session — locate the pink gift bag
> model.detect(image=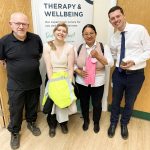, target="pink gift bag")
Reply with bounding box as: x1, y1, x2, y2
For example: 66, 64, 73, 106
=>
84, 57, 96, 85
